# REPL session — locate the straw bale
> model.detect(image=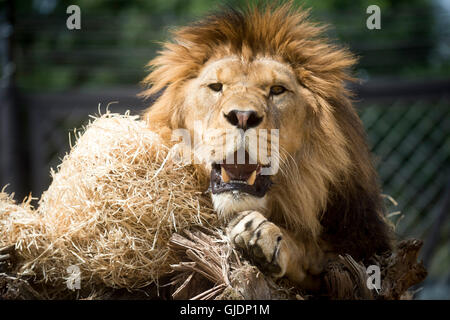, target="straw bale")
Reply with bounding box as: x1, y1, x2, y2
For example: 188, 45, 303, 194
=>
0, 112, 216, 294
